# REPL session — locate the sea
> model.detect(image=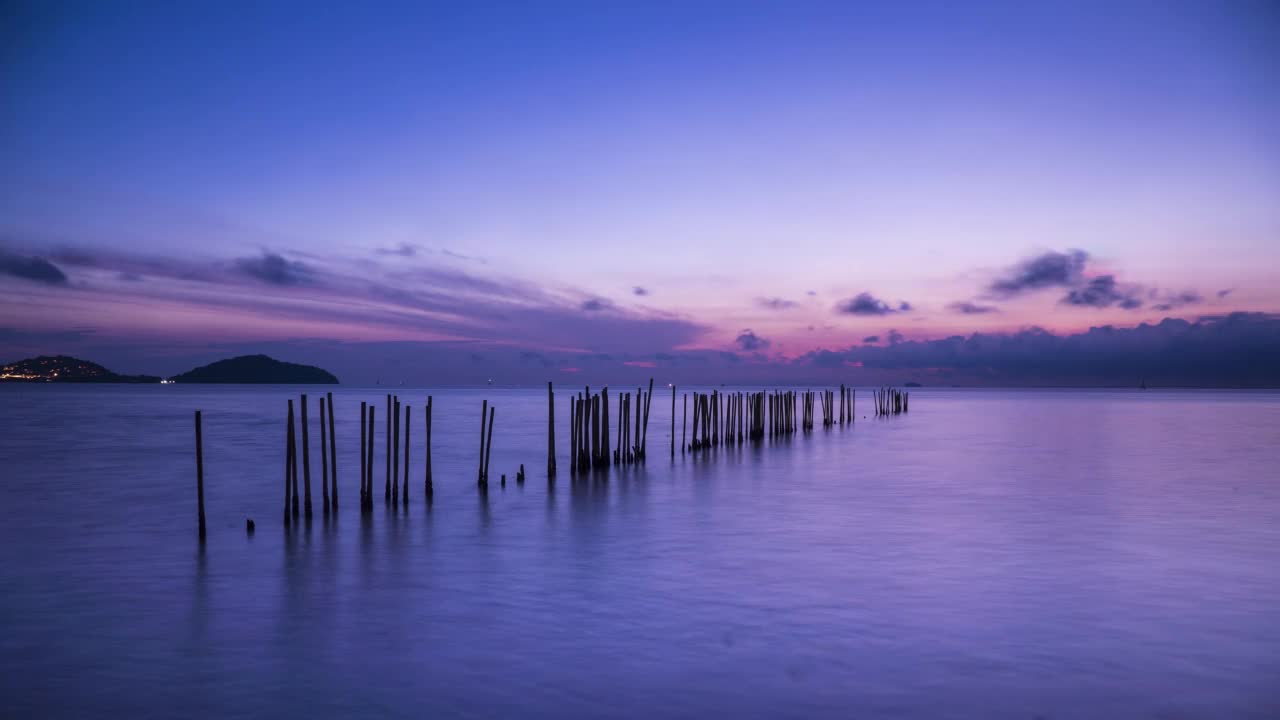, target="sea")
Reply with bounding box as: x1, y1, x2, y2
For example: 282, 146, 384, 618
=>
1, 385, 1277, 719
